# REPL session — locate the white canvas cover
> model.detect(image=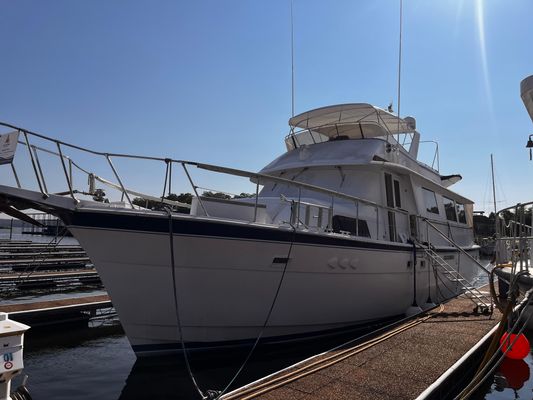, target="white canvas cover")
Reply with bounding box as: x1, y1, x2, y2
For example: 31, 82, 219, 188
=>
289, 103, 412, 139
0, 131, 19, 165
